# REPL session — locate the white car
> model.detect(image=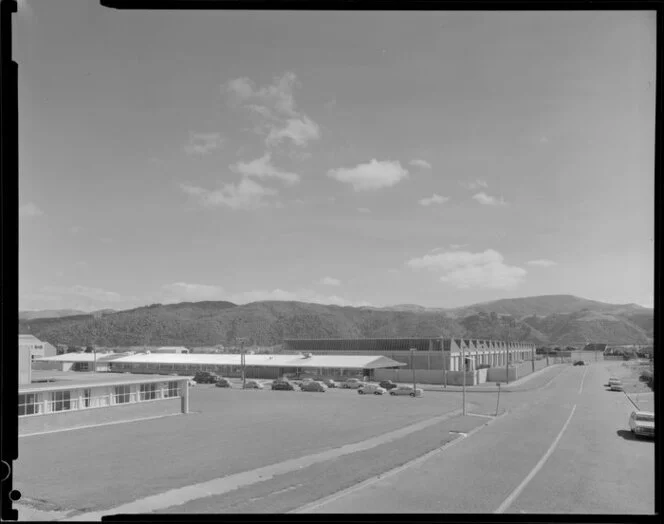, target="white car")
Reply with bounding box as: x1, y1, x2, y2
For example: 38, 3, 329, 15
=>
341, 378, 366, 389
629, 411, 654, 438
358, 384, 387, 395
243, 380, 264, 389
389, 385, 424, 397
188, 380, 197, 387
608, 378, 624, 391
